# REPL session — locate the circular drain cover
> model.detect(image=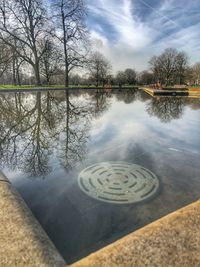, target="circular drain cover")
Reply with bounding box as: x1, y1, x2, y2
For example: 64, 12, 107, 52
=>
78, 162, 159, 204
